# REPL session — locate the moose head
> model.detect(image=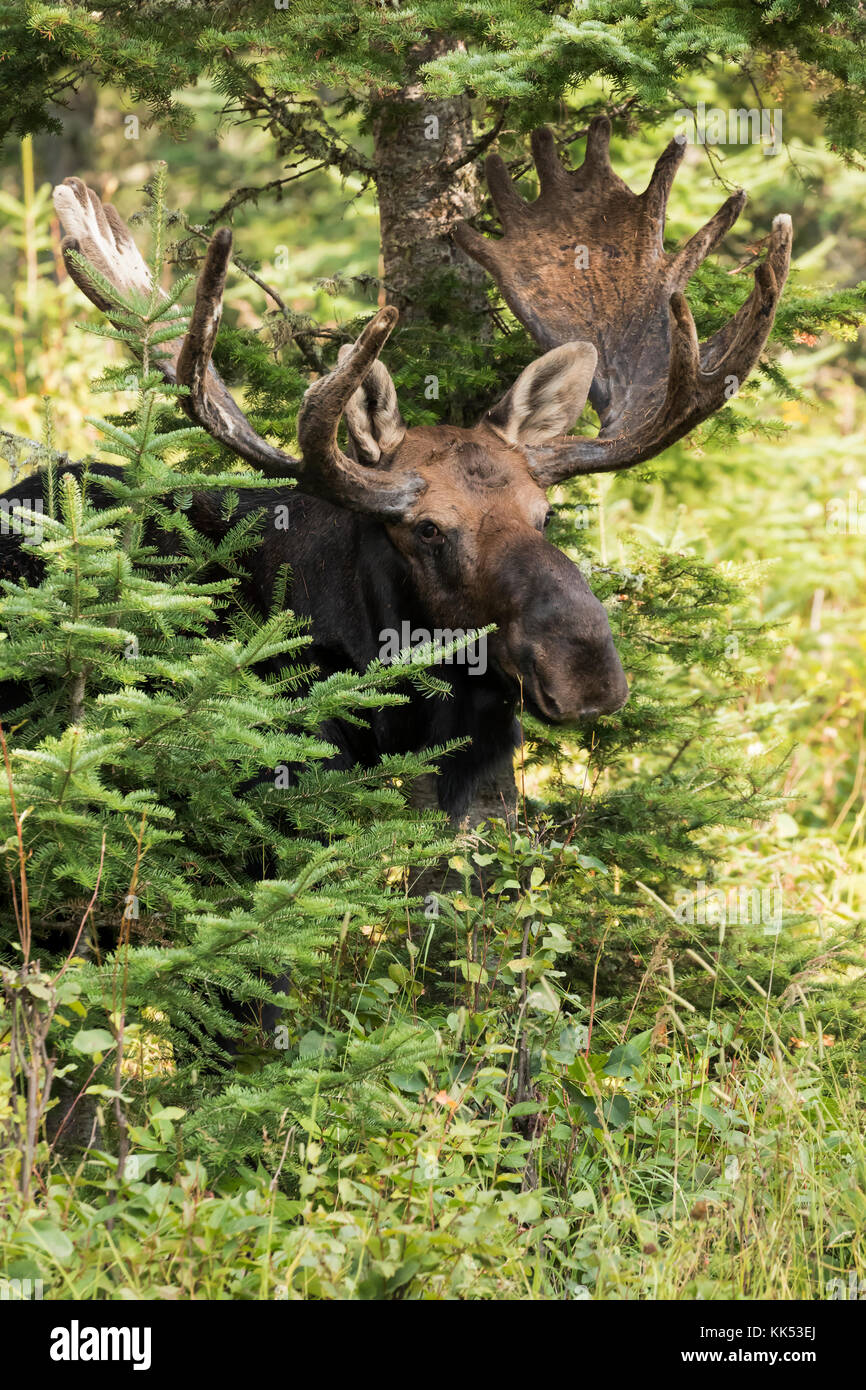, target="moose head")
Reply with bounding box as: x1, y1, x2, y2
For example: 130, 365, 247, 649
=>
53, 117, 791, 730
